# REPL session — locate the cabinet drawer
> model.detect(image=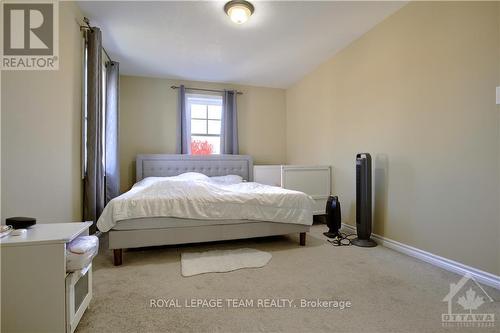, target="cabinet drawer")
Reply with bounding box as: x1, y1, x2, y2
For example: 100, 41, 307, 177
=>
66, 264, 92, 333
